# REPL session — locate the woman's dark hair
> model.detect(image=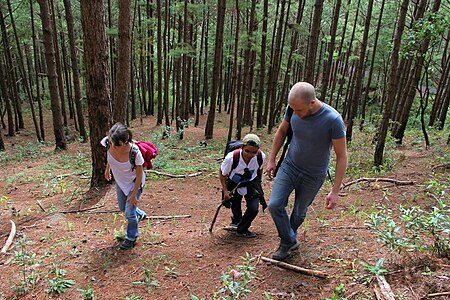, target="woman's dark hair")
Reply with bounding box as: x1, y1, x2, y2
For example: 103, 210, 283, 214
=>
108, 122, 132, 146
